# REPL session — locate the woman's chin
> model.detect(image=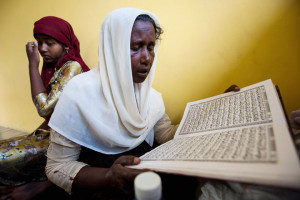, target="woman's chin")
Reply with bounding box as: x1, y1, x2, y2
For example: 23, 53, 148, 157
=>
133, 78, 147, 83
